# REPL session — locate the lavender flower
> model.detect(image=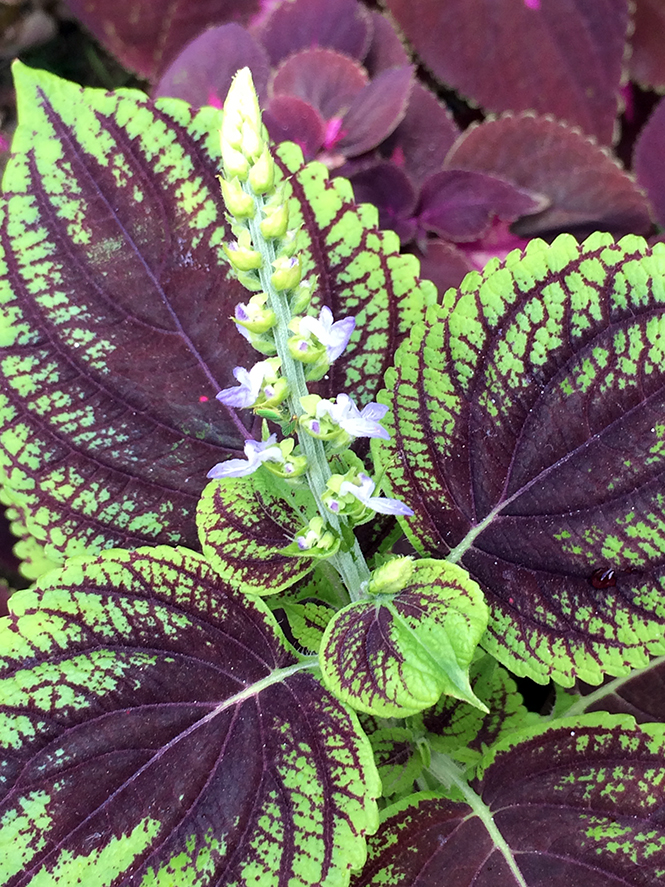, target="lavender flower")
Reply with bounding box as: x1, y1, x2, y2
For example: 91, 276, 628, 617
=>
216, 363, 268, 409
207, 434, 283, 479
299, 306, 355, 363
338, 473, 414, 516
317, 394, 390, 440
